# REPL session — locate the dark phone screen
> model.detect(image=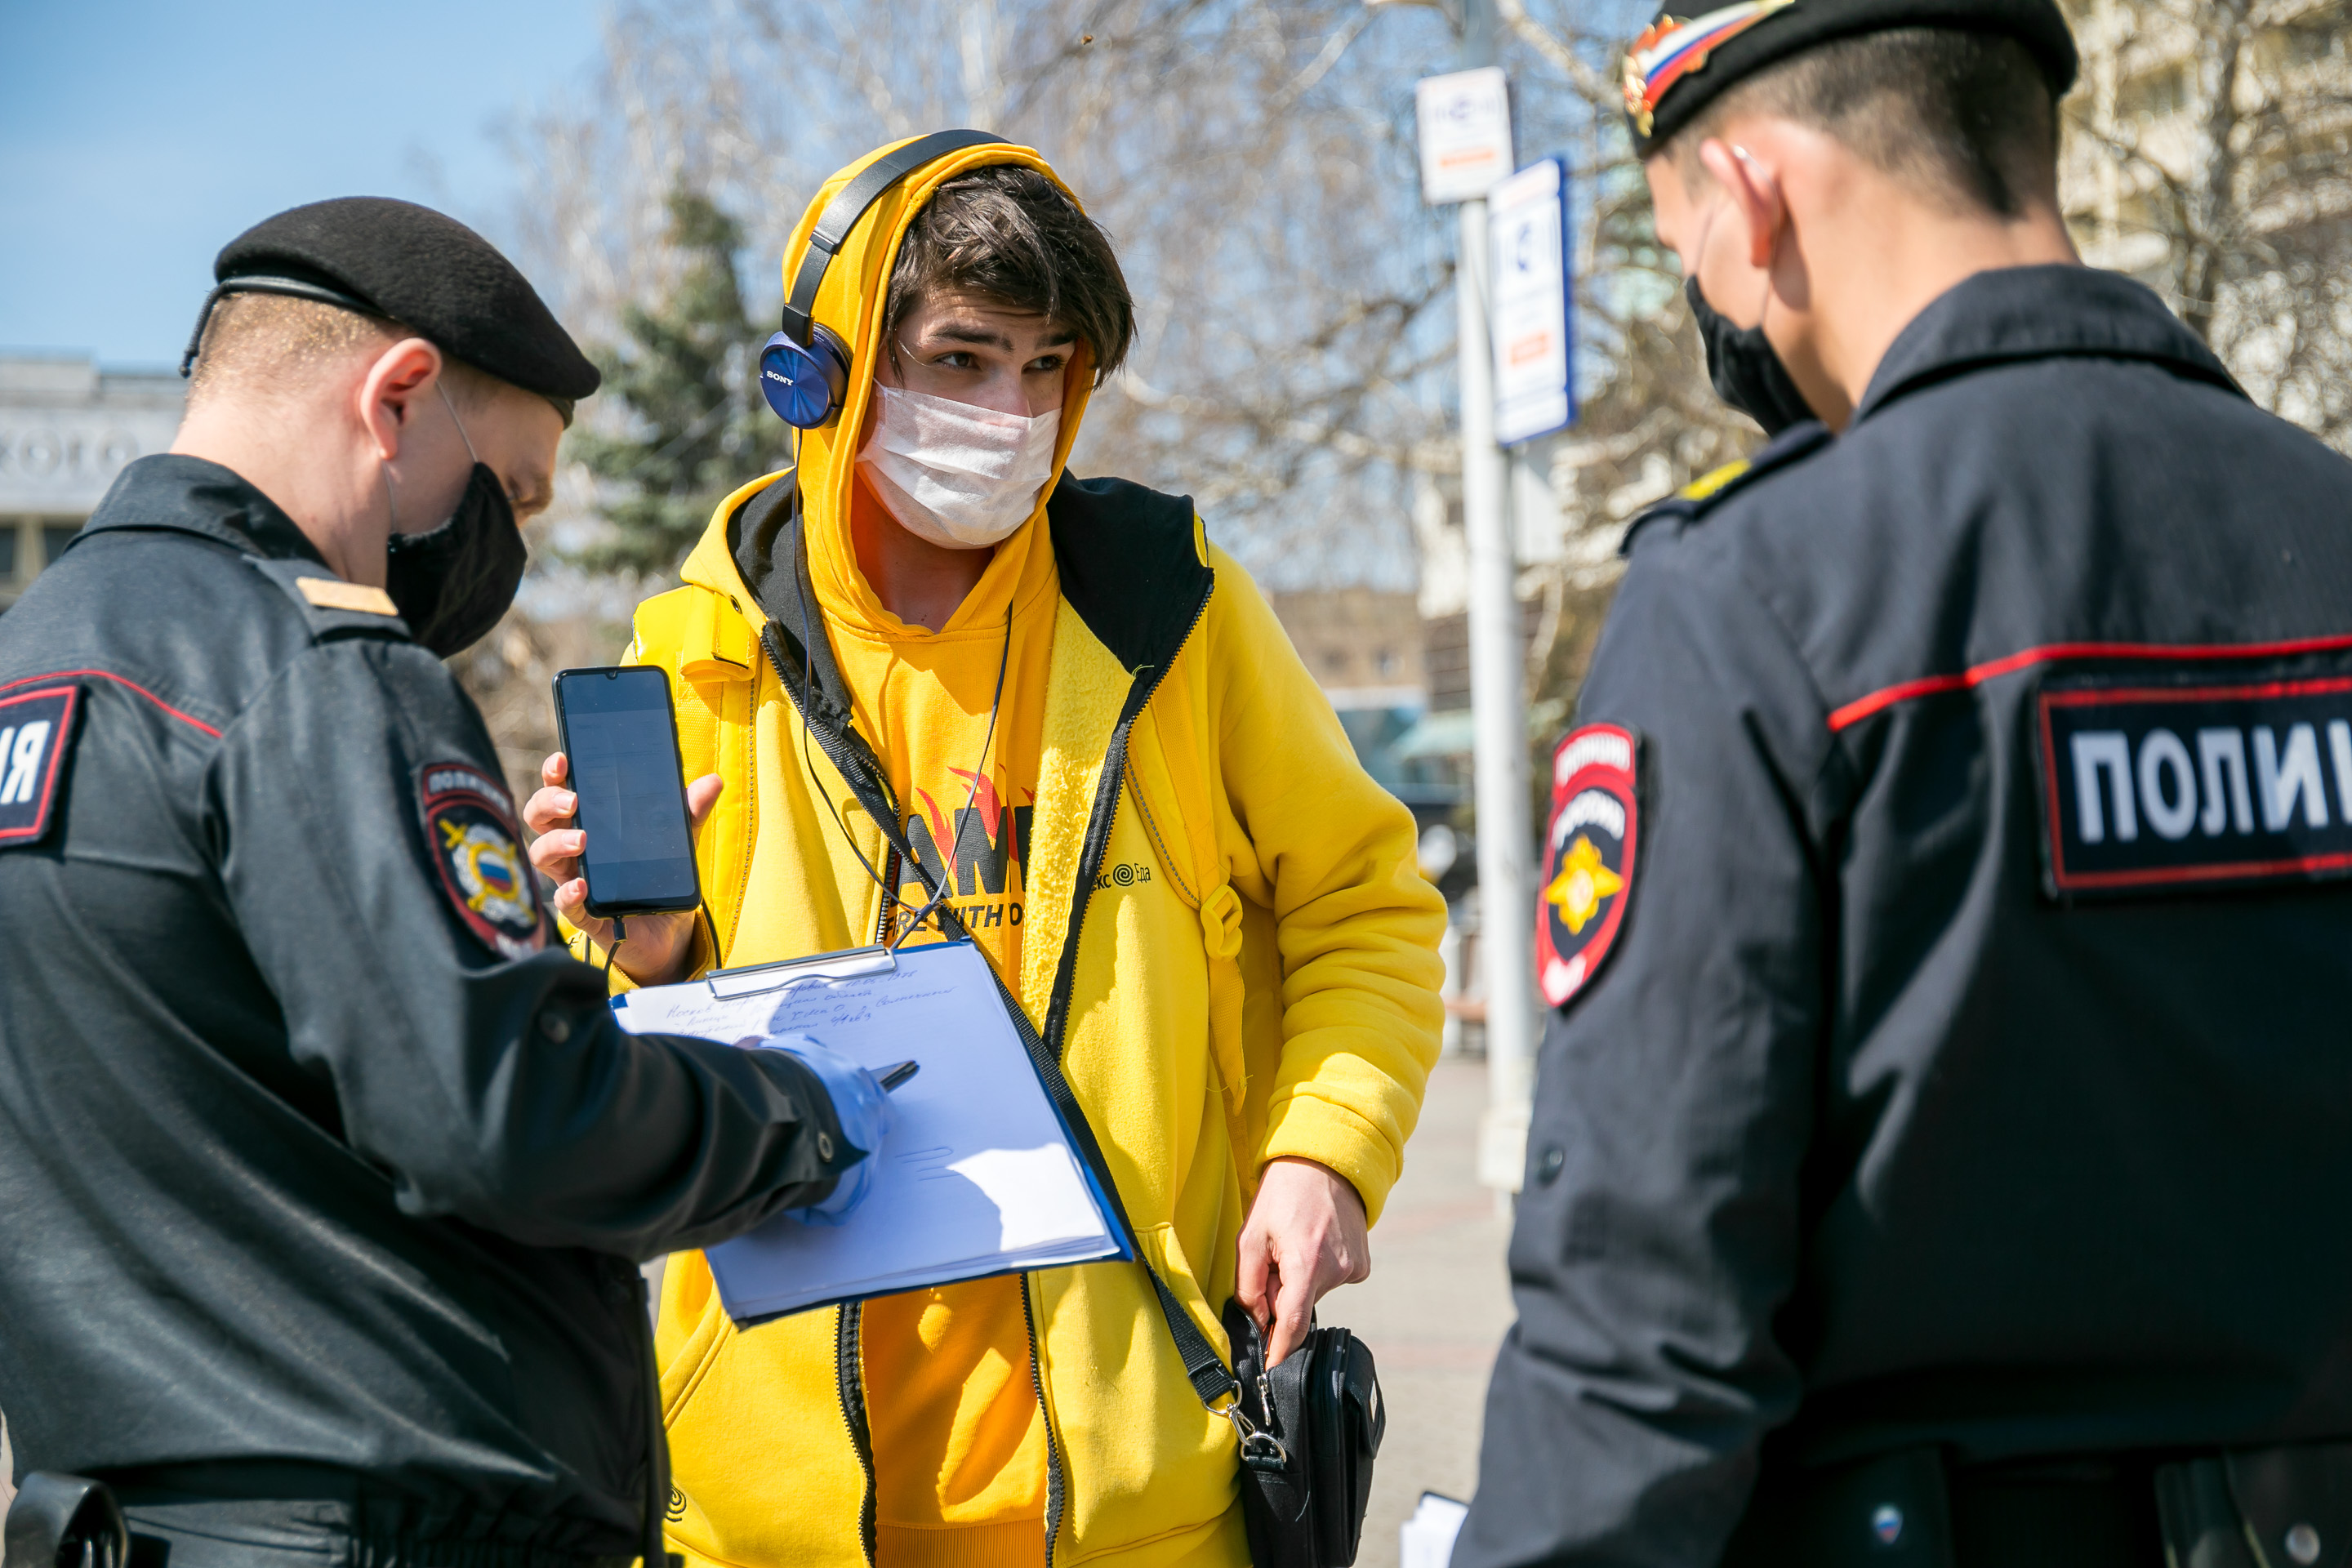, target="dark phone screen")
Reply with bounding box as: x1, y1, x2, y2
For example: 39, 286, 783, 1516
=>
557, 668, 699, 911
